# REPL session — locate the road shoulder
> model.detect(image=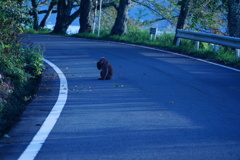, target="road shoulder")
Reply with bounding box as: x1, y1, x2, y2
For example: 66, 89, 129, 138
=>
0, 62, 59, 160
